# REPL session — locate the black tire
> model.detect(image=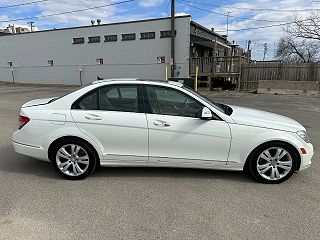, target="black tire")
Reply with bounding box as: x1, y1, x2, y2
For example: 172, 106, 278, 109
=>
50, 138, 97, 180
246, 142, 299, 184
